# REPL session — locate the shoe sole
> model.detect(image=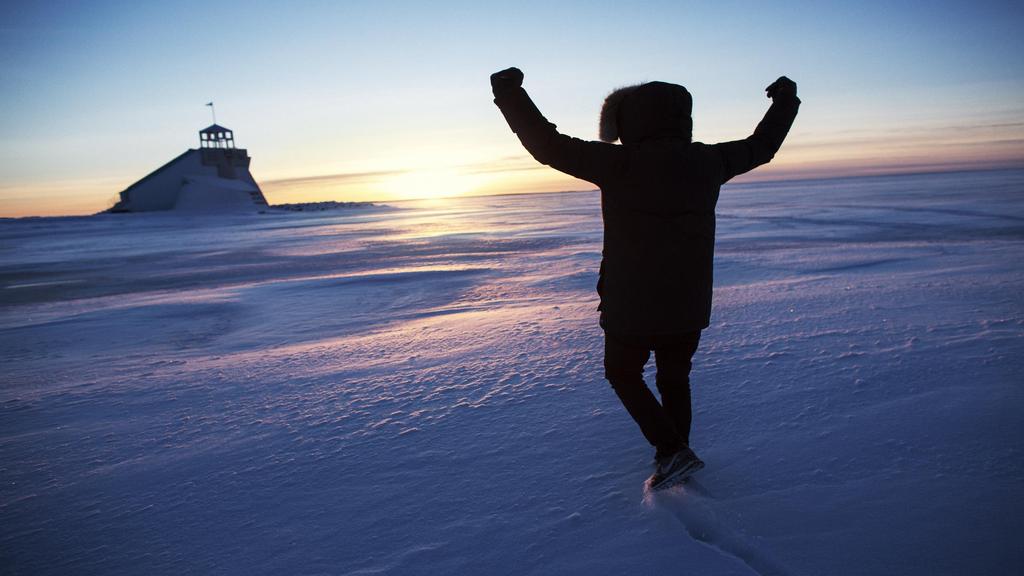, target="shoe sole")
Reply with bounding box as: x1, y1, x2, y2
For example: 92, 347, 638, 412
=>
649, 459, 705, 491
